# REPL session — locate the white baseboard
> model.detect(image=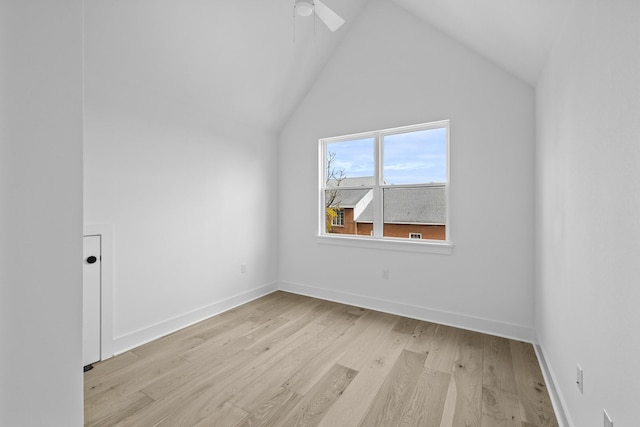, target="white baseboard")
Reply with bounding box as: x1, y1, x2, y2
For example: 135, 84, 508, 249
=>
111, 282, 278, 356
534, 341, 573, 427
278, 280, 535, 343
